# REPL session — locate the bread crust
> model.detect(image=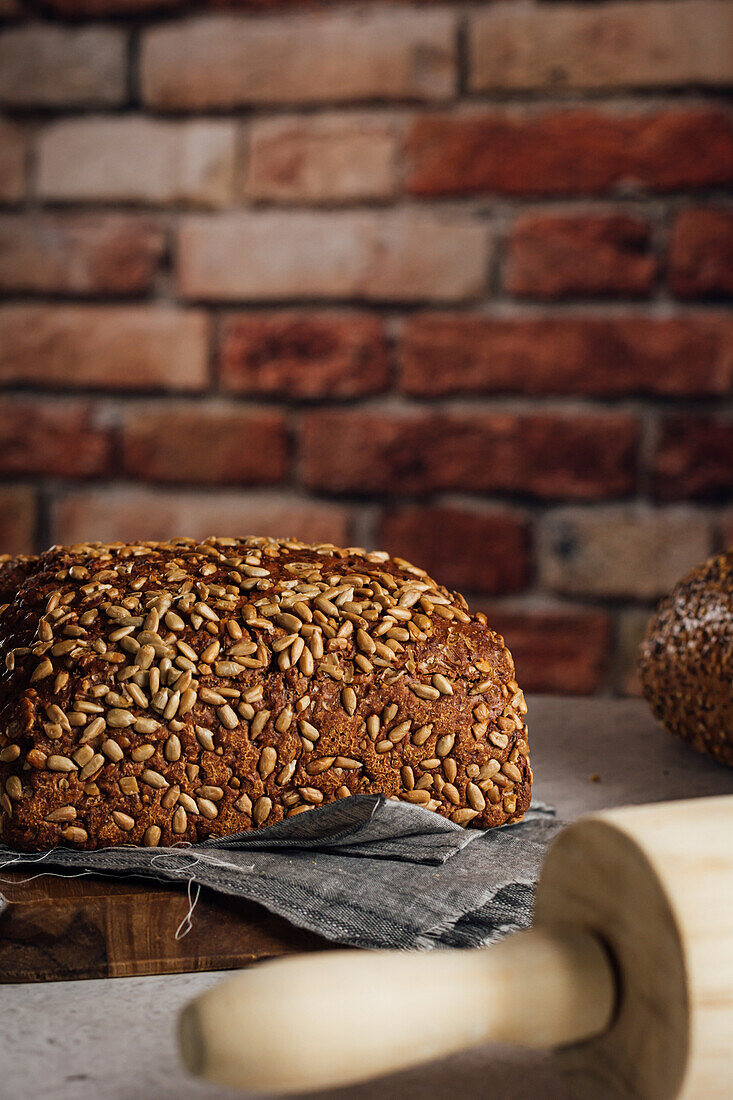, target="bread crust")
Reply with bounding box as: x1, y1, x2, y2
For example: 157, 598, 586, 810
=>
0, 538, 531, 850
638, 550, 733, 767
